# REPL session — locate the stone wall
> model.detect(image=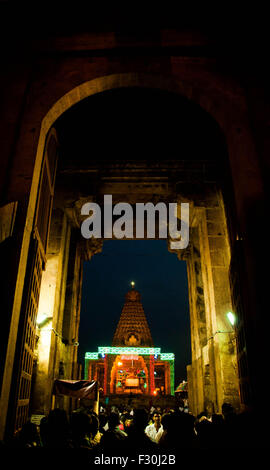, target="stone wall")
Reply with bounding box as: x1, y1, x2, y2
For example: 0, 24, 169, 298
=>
0, 27, 267, 437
